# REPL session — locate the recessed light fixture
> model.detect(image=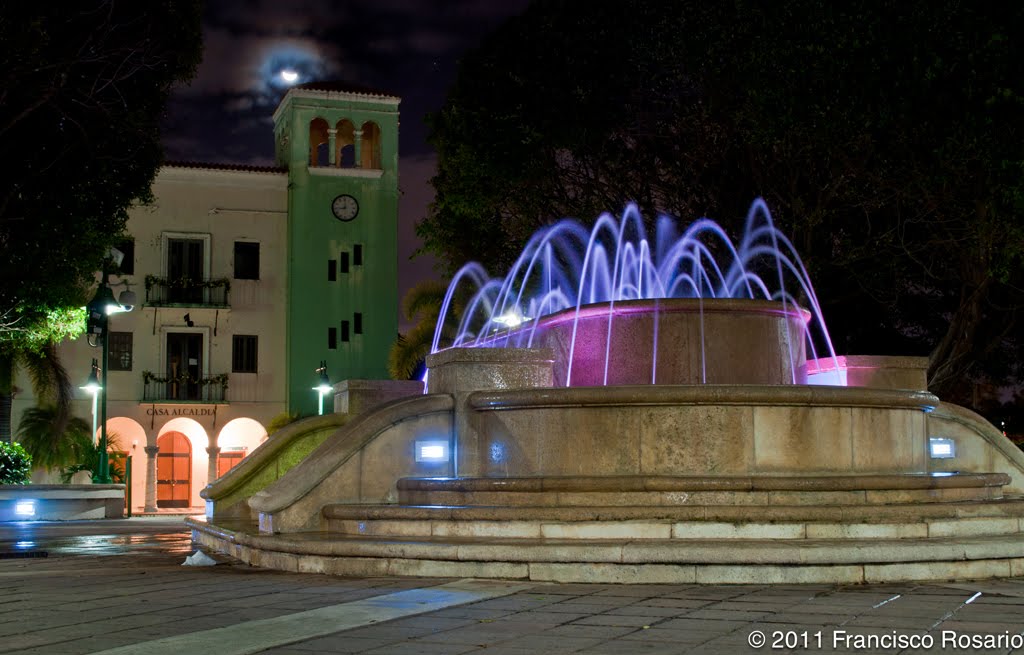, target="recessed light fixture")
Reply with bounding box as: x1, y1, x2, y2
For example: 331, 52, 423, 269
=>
928, 437, 955, 459
415, 440, 449, 463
